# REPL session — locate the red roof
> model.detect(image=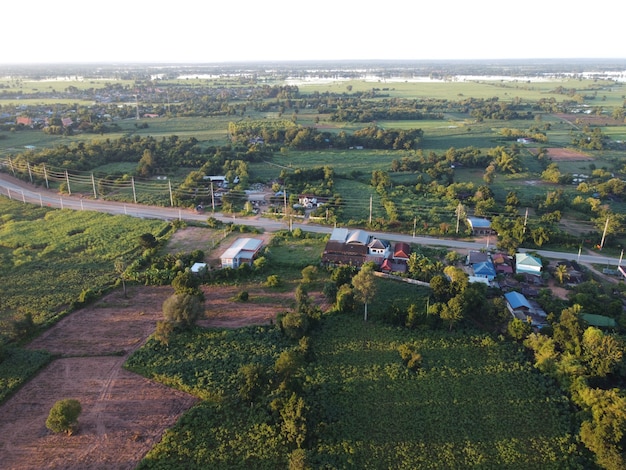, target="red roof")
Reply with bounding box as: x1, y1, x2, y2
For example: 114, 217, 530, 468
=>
393, 242, 411, 259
